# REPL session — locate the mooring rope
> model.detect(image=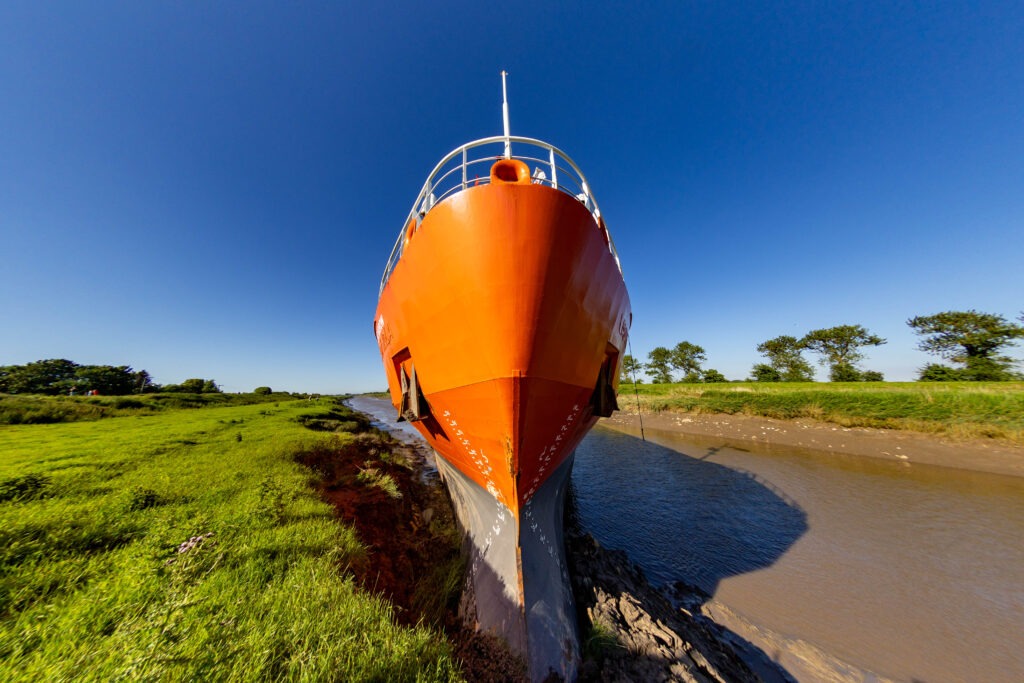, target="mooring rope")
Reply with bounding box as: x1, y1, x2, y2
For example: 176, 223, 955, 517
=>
627, 337, 646, 441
